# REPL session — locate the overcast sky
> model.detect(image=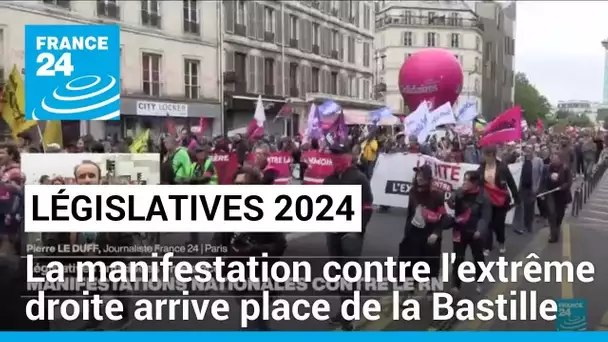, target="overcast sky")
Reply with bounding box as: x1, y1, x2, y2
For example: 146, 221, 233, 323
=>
516, 1, 606, 104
